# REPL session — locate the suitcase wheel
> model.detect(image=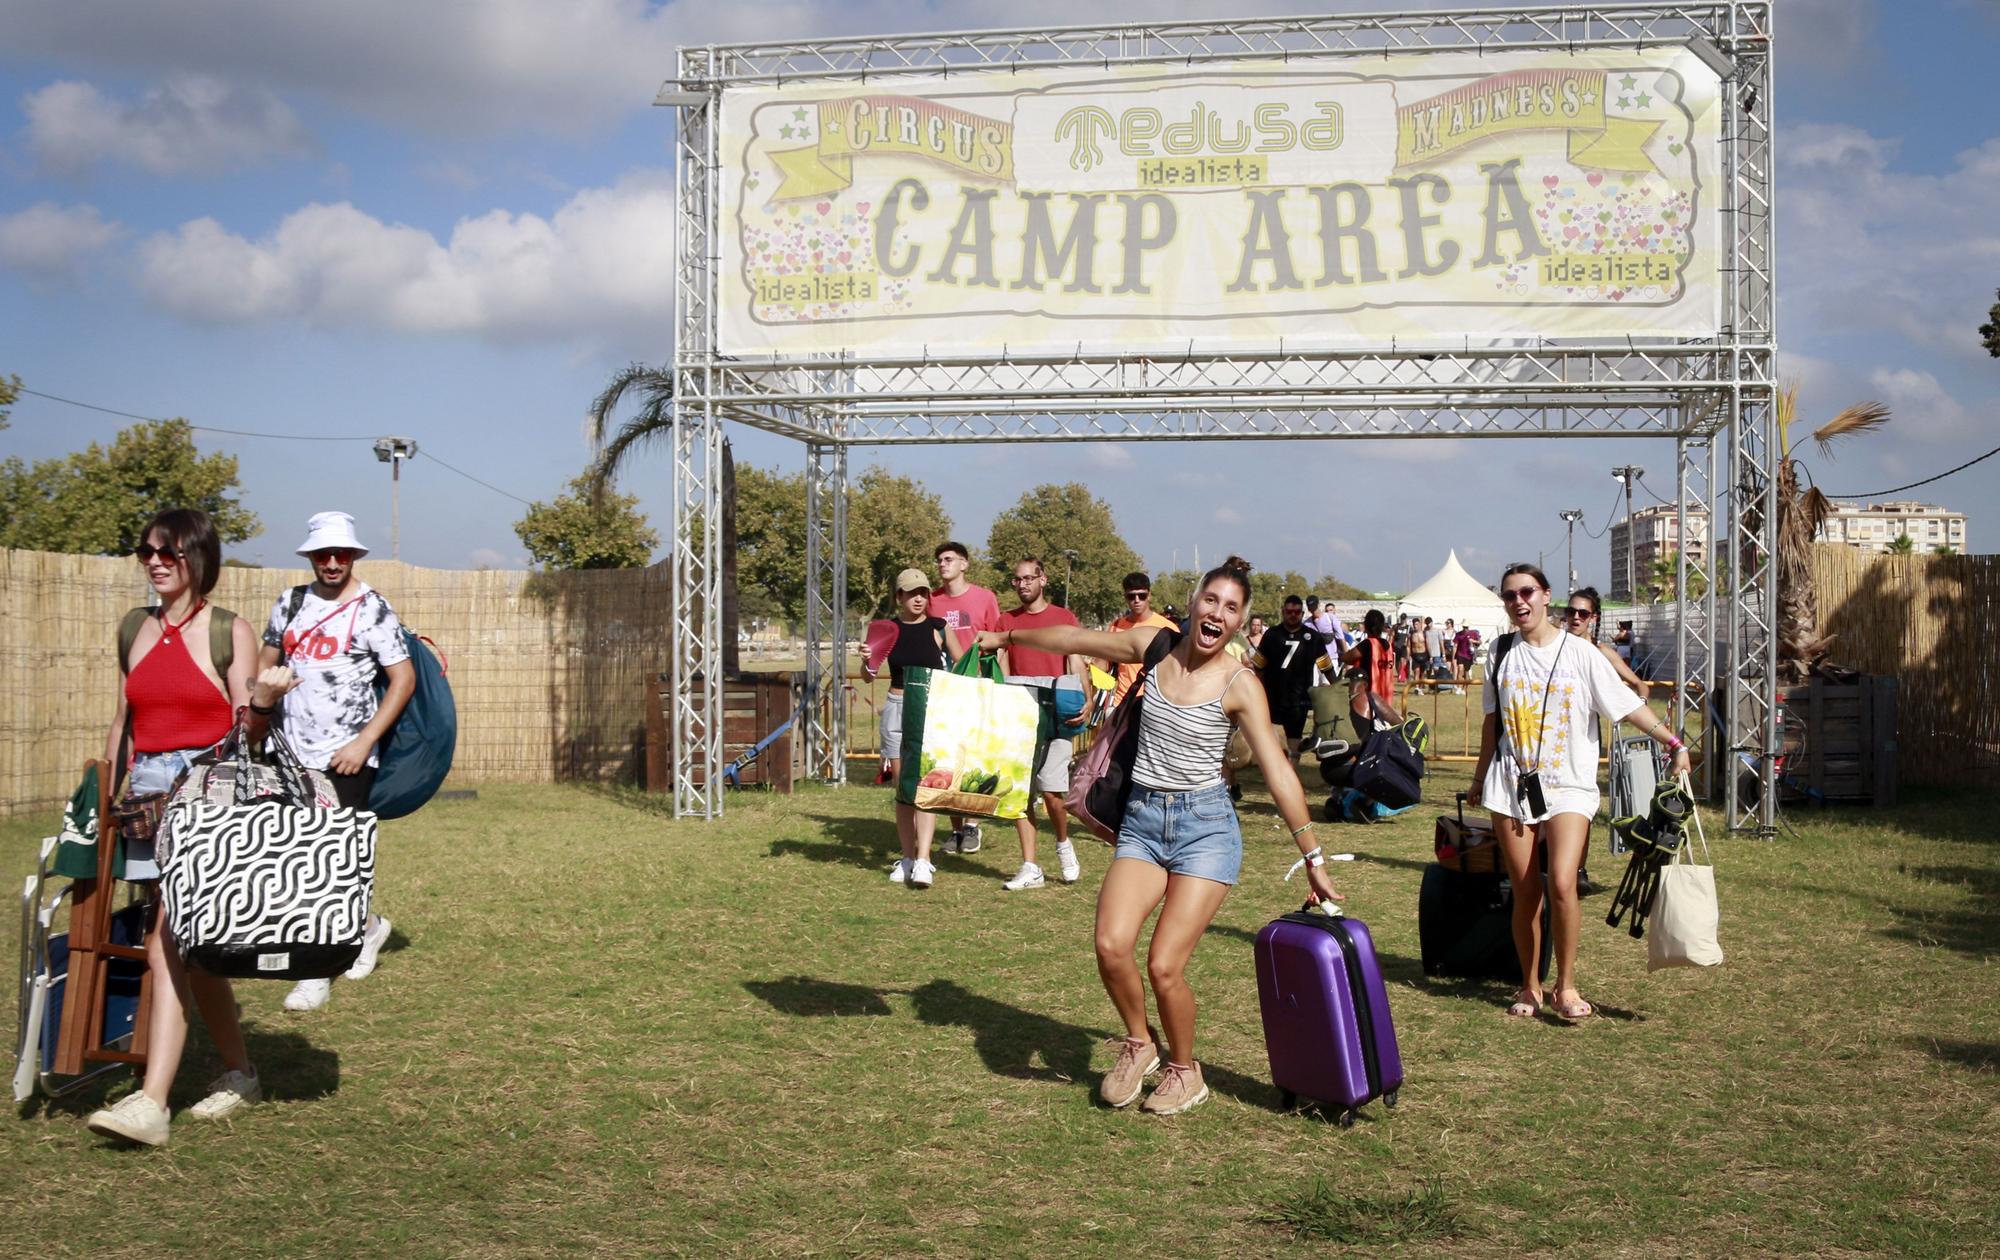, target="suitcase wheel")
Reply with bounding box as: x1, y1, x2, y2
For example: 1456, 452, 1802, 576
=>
1383, 1088, 1399, 1109
1336, 1107, 1357, 1129
1278, 1088, 1296, 1112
